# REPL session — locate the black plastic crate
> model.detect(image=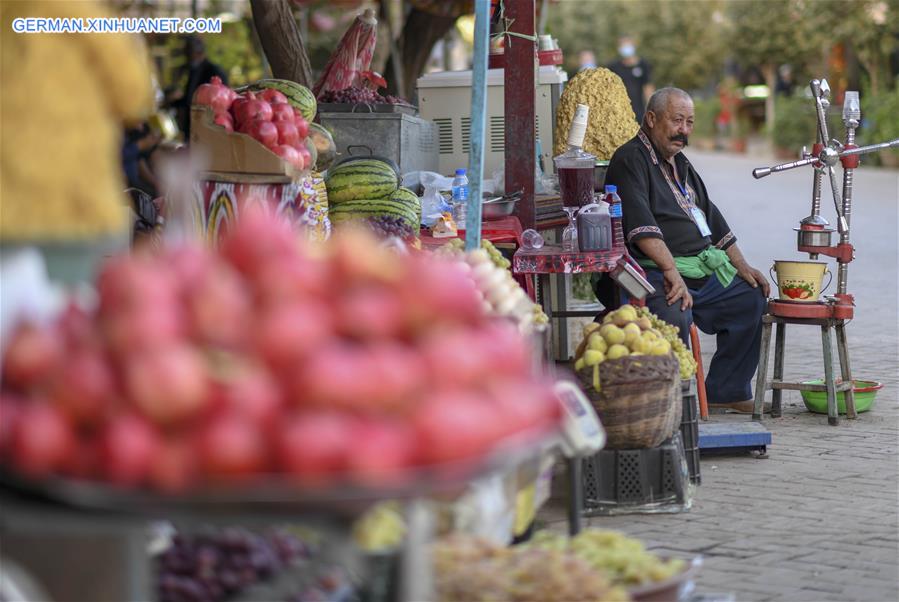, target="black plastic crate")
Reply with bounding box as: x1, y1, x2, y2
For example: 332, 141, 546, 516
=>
581, 433, 691, 515
680, 378, 701, 485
